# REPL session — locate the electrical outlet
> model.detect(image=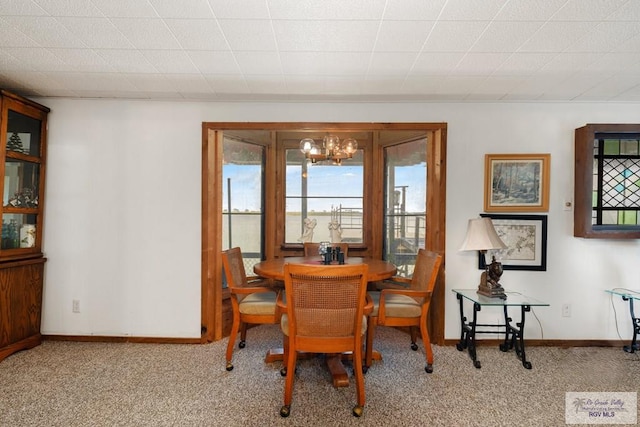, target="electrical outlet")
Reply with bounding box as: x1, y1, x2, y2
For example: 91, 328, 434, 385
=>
72, 299, 80, 313
562, 303, 571, 317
